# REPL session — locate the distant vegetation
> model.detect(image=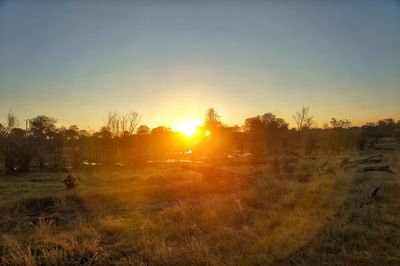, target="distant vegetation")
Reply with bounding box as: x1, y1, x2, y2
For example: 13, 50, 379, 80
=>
0, 107, 399, 175
1, 108, 399, 265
